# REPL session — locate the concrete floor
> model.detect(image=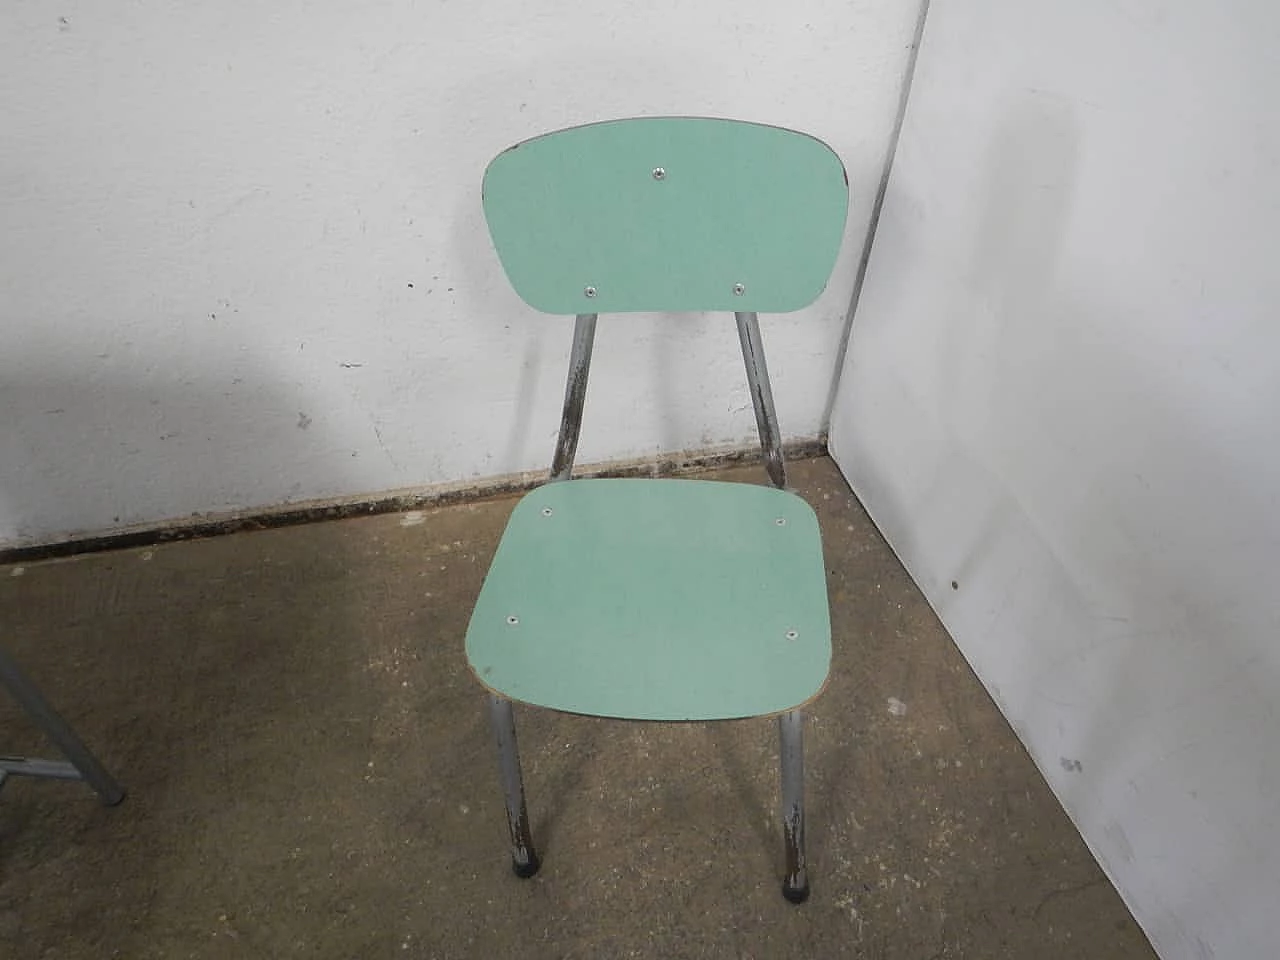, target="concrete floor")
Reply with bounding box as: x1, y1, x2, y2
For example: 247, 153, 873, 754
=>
0, 457, 1154, 959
